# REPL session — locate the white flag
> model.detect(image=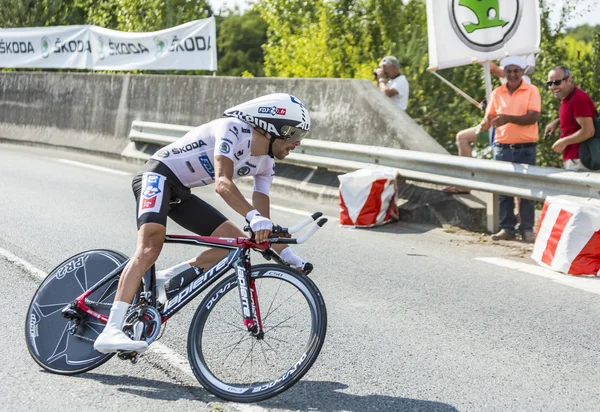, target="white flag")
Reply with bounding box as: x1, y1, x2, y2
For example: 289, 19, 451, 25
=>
426, 0, 540, 70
